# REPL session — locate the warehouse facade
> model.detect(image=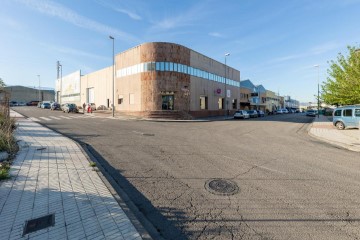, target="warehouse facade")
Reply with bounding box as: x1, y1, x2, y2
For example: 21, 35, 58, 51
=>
57, 42, 241, 118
